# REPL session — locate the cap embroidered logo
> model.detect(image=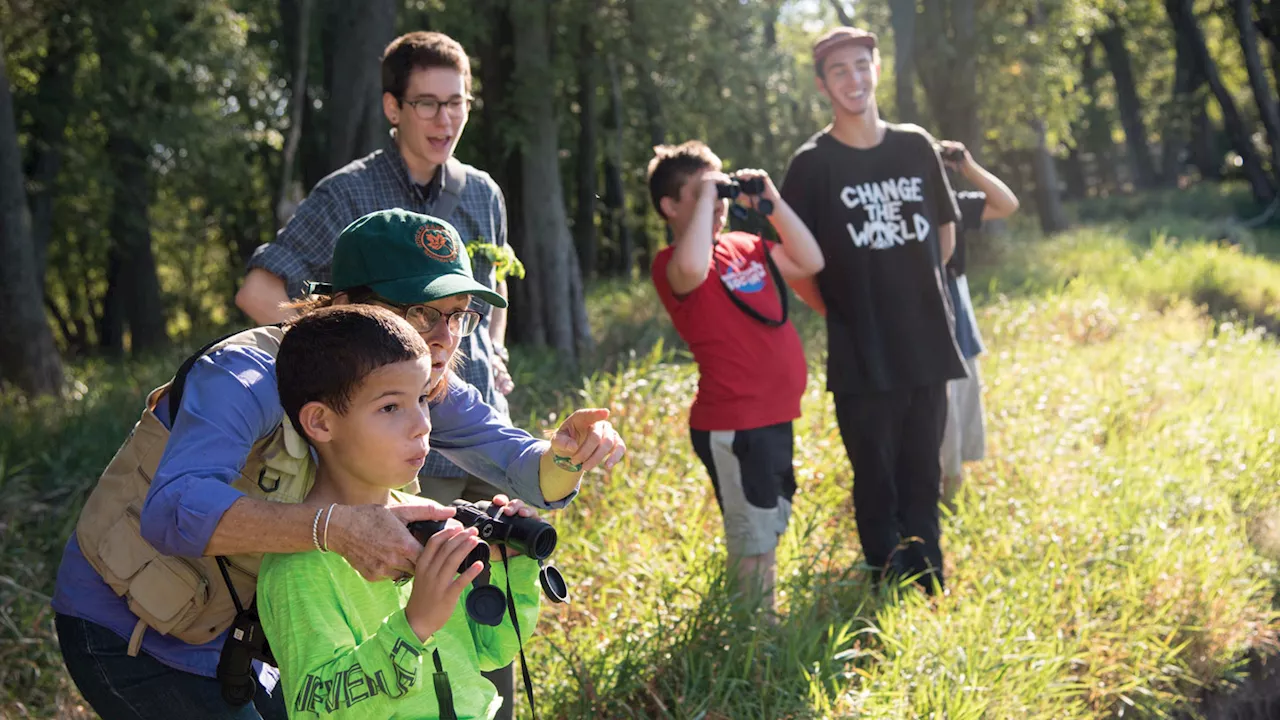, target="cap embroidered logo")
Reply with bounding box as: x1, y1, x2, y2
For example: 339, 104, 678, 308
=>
416, 224, 458, 262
